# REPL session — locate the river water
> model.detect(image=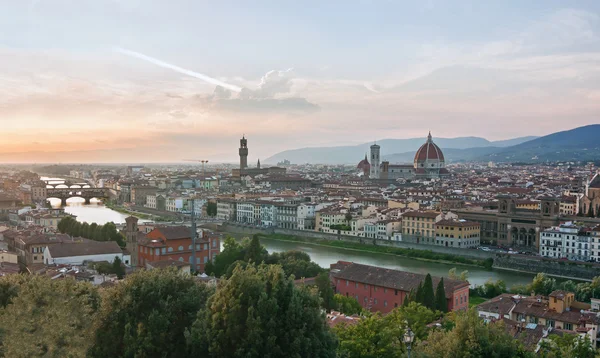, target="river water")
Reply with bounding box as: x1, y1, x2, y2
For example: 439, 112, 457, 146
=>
41, 177, 536, 287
